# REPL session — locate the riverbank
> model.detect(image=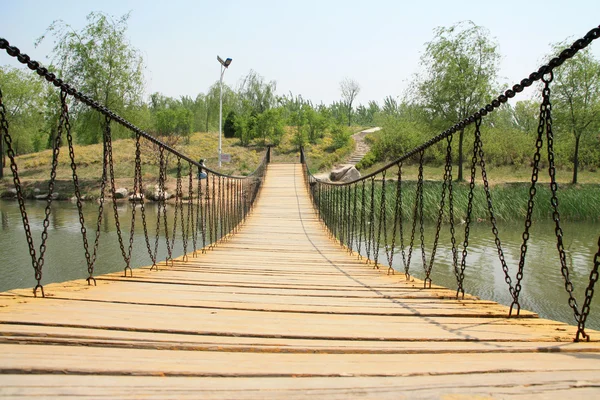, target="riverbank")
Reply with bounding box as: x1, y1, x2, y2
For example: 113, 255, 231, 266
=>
0, 129, 357, 200
320, 179, 600, 223
389, 180, 600, 222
